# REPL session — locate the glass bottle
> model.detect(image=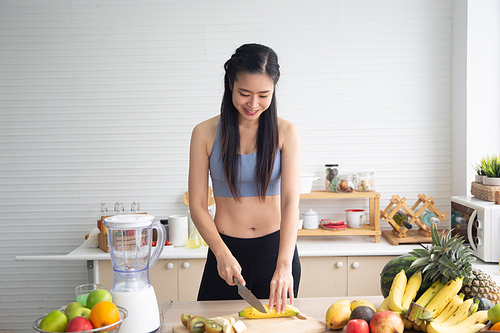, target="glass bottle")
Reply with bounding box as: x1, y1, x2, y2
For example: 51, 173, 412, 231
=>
421, 211, 440, 227
356, 172, 374, 191
325, 164, 339, 192
336, 173, 356, 193
187, 227, 203, 249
